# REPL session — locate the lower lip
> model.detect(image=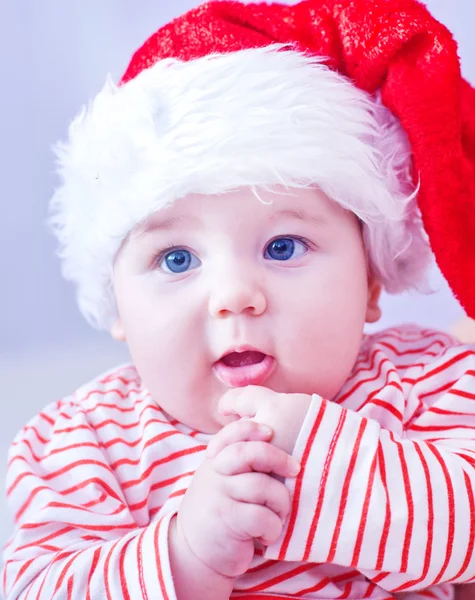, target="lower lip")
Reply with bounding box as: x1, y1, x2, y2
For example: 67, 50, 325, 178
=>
213, 355, 275, 388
